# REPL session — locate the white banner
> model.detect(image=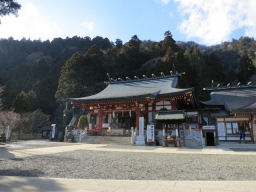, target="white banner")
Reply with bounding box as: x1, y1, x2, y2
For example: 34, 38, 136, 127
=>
147, 124, 155, 142
51, 124, 56, 139
139, 117, 144, 136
